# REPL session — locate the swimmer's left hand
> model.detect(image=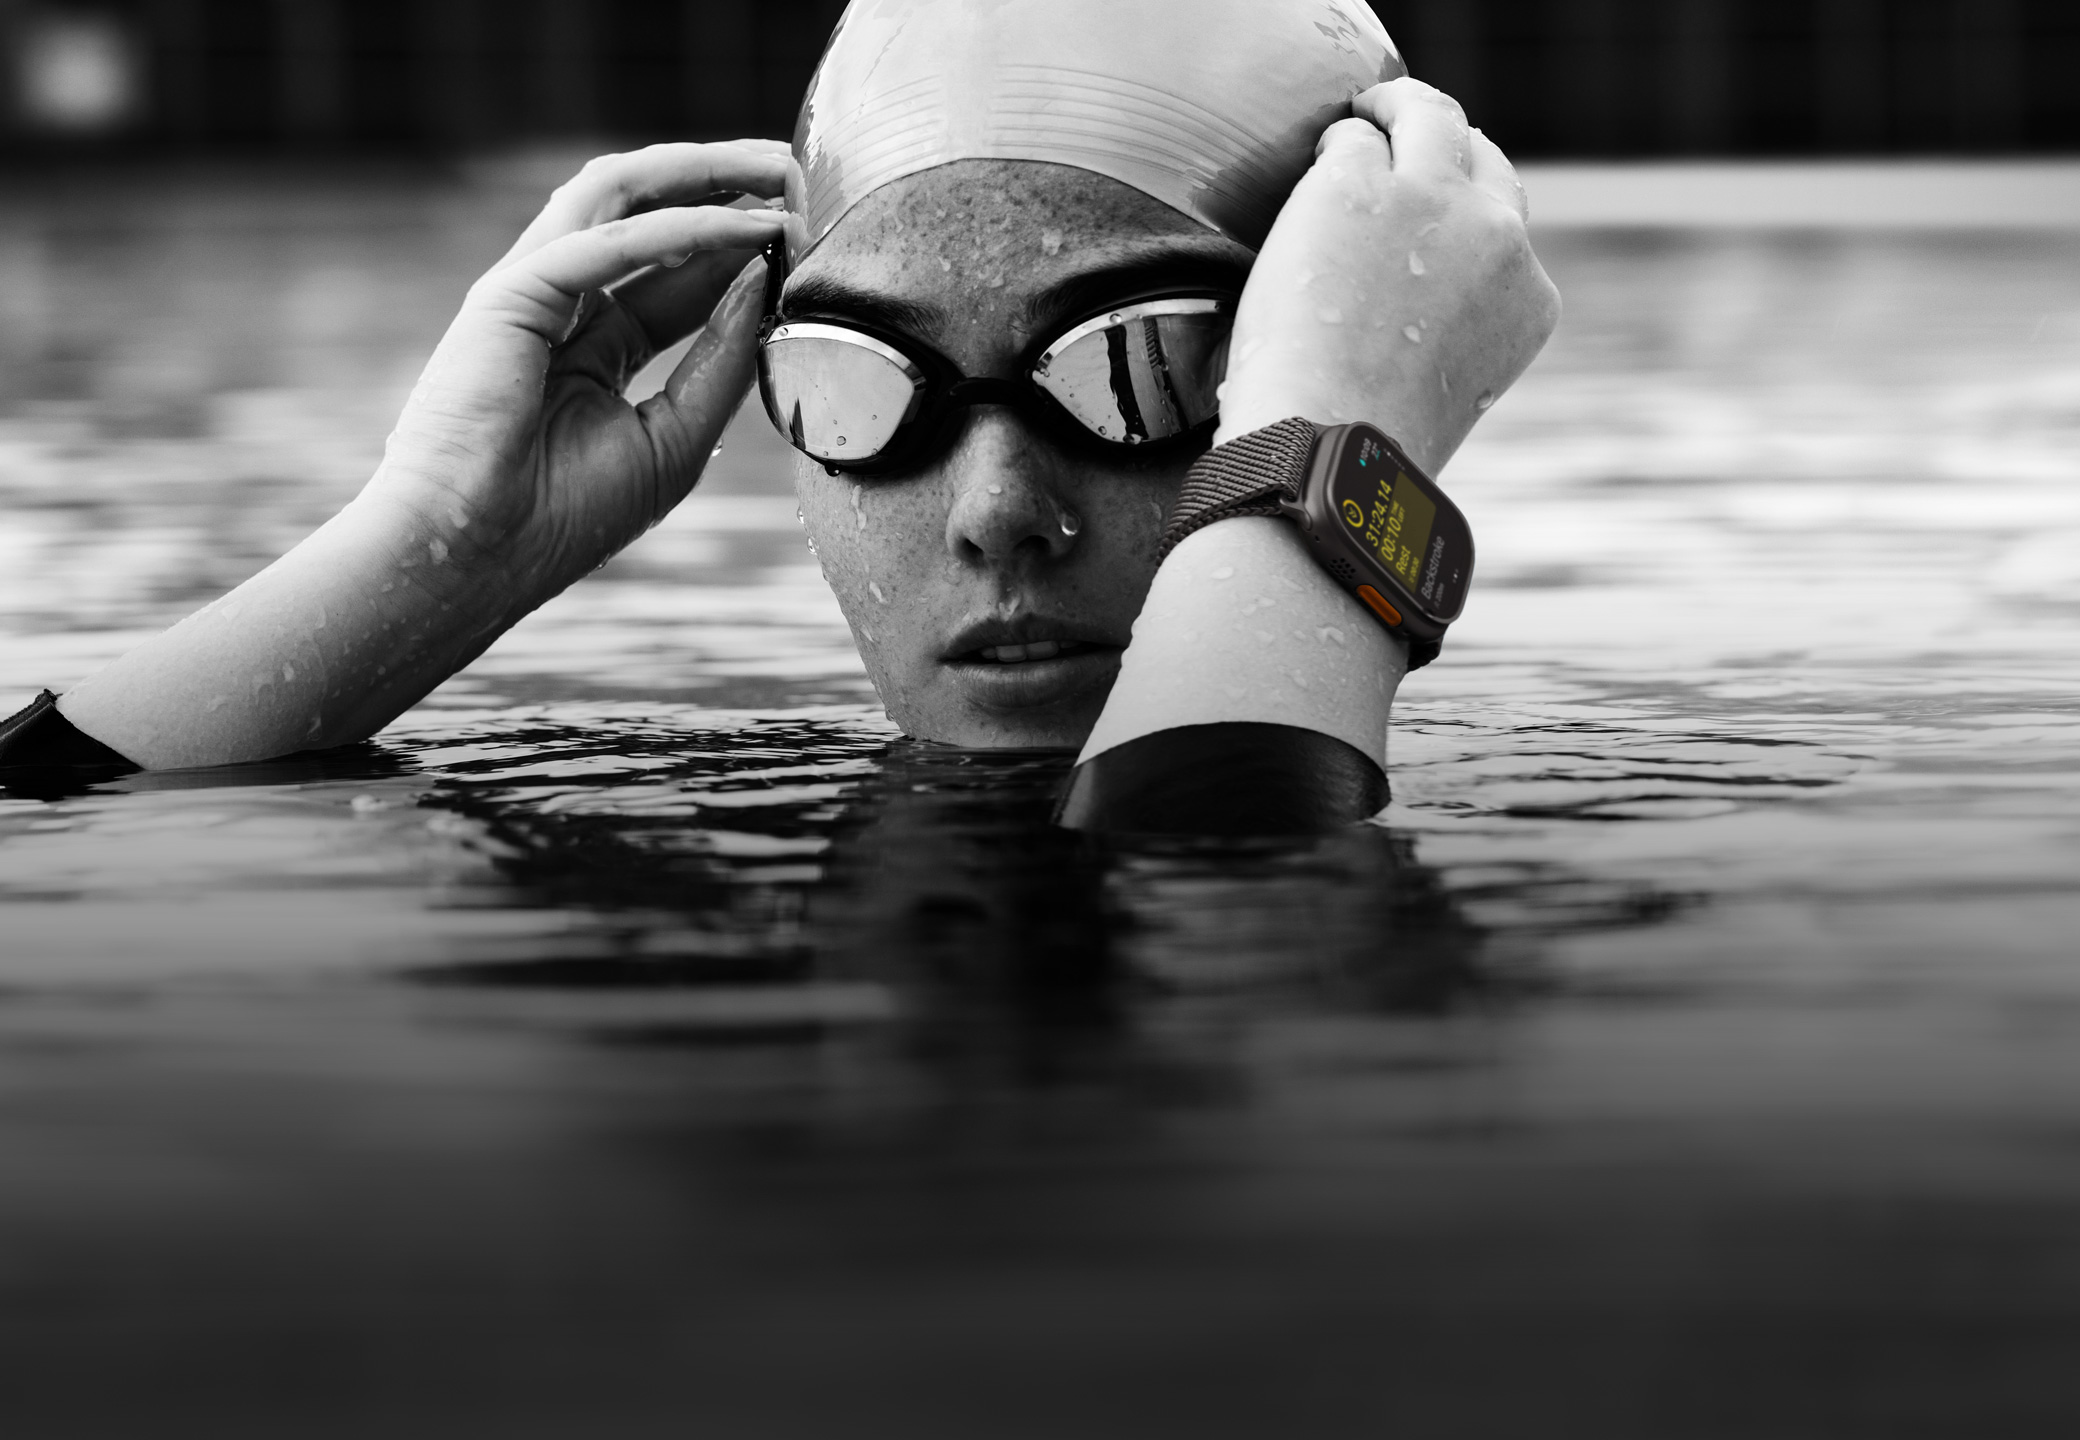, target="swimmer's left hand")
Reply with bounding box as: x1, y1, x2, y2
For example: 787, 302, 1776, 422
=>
1217, 77, 1561, 473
